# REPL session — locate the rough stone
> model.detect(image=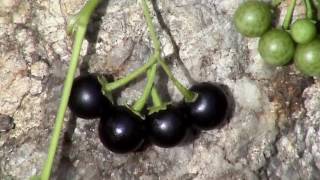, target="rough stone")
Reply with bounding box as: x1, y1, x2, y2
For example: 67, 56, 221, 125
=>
1, 0, 320, 180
